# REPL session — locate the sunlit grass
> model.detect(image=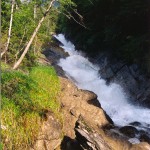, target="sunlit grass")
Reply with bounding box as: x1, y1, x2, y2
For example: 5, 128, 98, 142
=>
30, 66, 61, 113
1, 66, 61, 150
